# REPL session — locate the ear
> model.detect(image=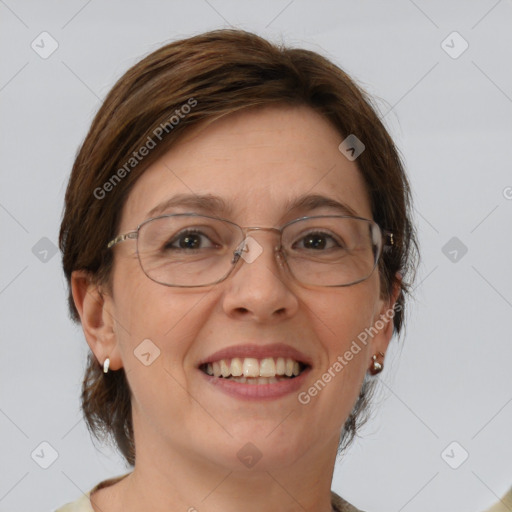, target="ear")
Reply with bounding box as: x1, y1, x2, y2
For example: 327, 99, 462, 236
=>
71, 270, 123, 371
369, 272, 403, 365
